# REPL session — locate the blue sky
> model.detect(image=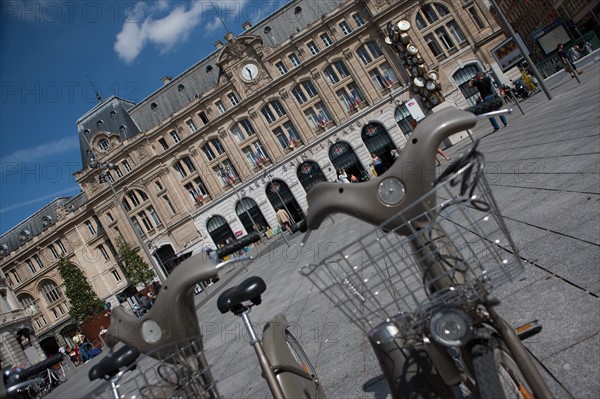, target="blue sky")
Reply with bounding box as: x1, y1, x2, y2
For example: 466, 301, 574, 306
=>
0, 0, 289, 235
